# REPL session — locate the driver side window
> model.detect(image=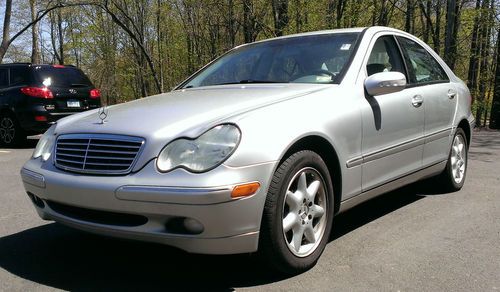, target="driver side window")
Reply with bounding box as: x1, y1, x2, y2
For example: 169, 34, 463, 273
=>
367, 35, 406, 78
